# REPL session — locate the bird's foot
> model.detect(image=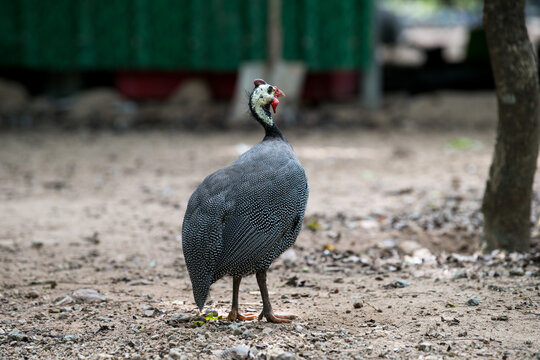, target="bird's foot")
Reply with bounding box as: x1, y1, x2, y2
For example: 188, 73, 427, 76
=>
258, 311, 297, 323
227, 308, 258, 322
